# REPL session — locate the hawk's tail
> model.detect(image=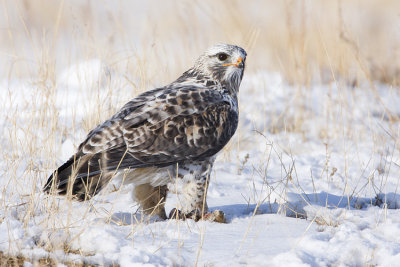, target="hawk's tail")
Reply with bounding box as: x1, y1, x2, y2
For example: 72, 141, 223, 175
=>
43, 154, 113, 201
